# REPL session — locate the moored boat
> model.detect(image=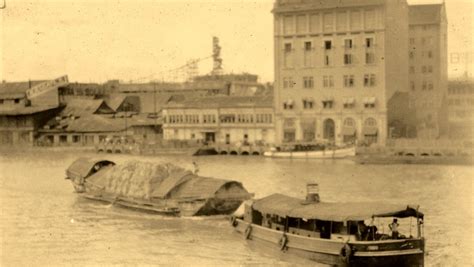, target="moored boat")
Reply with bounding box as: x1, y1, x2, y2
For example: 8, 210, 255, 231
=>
264, 145, 356, 159
354, 154, 473, 165
66, 158, 252, 216
231, 184, 425, 266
